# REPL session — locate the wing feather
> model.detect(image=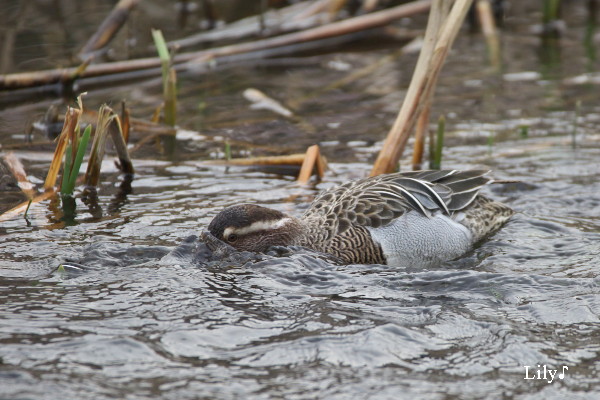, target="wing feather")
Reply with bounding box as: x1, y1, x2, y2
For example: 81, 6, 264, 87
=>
302, 169, 492, 236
